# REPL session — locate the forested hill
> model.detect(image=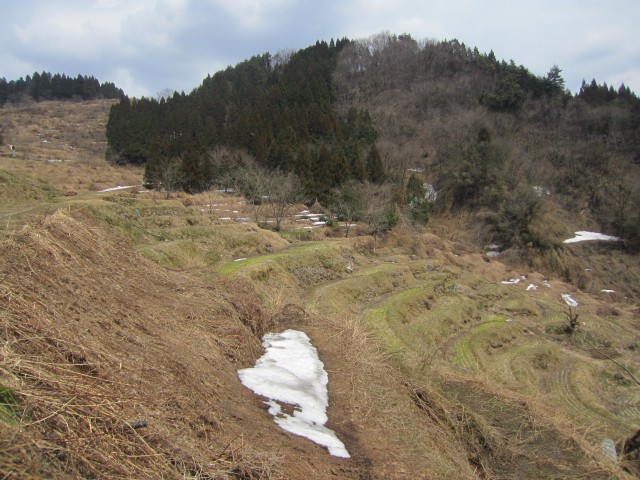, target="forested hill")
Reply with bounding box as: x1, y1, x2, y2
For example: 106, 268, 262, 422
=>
0, 72, 125, 105
106, 38, 384, 196
105, 33, 640, 250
